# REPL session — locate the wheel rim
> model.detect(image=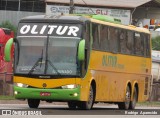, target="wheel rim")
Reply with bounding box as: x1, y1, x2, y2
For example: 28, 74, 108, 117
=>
125, 87, 131, 107
88, 86, 93, 105
132, 88, 137, 107
86, 85, 94, 109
